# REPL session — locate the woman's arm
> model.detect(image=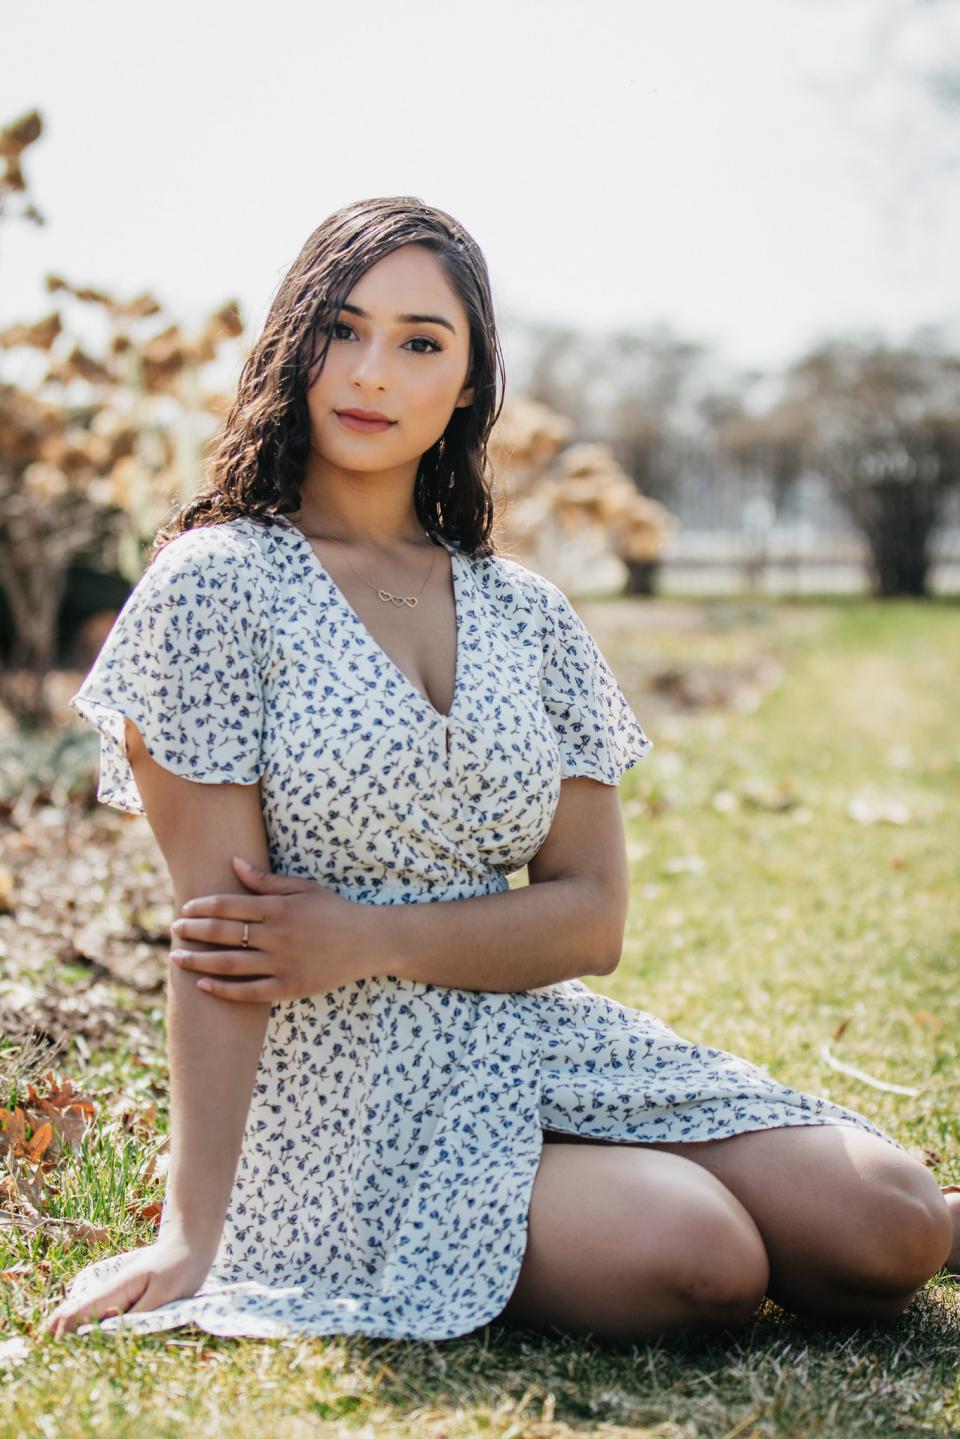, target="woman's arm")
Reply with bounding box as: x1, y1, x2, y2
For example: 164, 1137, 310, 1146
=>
381, 775, 631, 991
125, 718, 273, 1251
167, 776, 632, 1000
